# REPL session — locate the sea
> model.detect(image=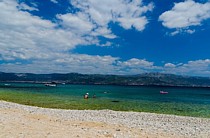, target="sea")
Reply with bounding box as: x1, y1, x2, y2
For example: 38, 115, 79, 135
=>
1, 82, 210, 117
